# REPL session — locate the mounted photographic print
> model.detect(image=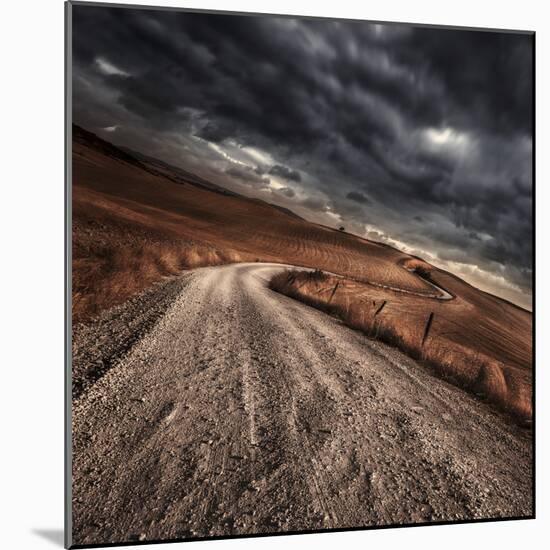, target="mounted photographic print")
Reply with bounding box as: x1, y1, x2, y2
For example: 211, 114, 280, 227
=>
65, 1, 534, 547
